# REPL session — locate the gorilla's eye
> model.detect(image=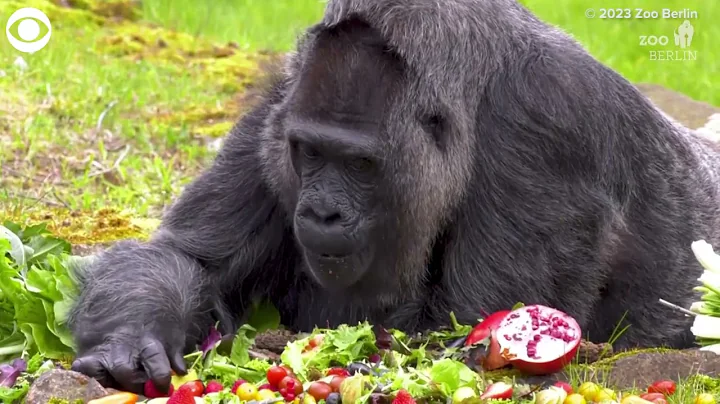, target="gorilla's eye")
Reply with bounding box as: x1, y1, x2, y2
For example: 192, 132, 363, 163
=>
347, 157, 373, 173
420, 113, 447, 150
303, 145, 321, 160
